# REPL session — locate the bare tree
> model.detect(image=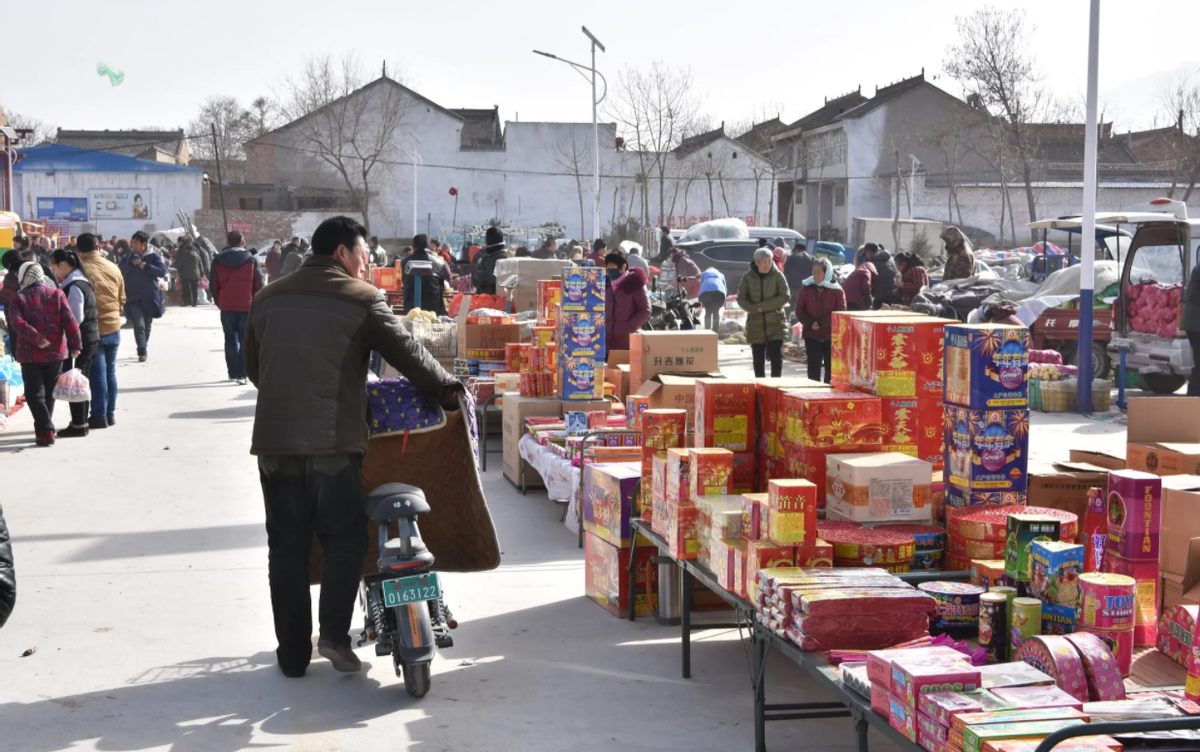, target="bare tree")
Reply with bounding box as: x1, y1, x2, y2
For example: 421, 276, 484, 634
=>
2, 110, 55, 146
247, 96, 279, 140
188, 96, 255, 163
609, 61, 702, 228
548, 131, 593, 240
1157, 70, 1200, 200
275, 55, 412, 233
945, 6, 1049, 243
